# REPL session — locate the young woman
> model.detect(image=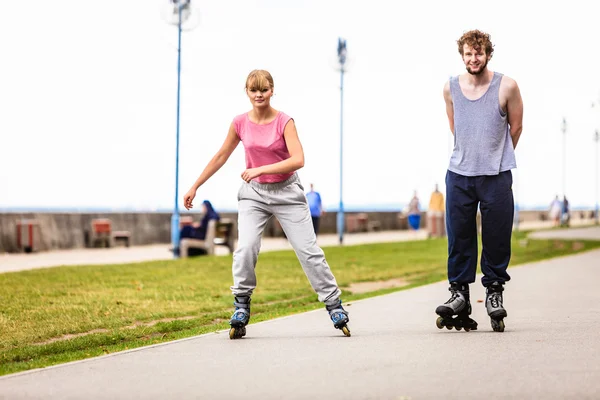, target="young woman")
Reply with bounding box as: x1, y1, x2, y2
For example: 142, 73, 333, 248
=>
183, 70, 350, 339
